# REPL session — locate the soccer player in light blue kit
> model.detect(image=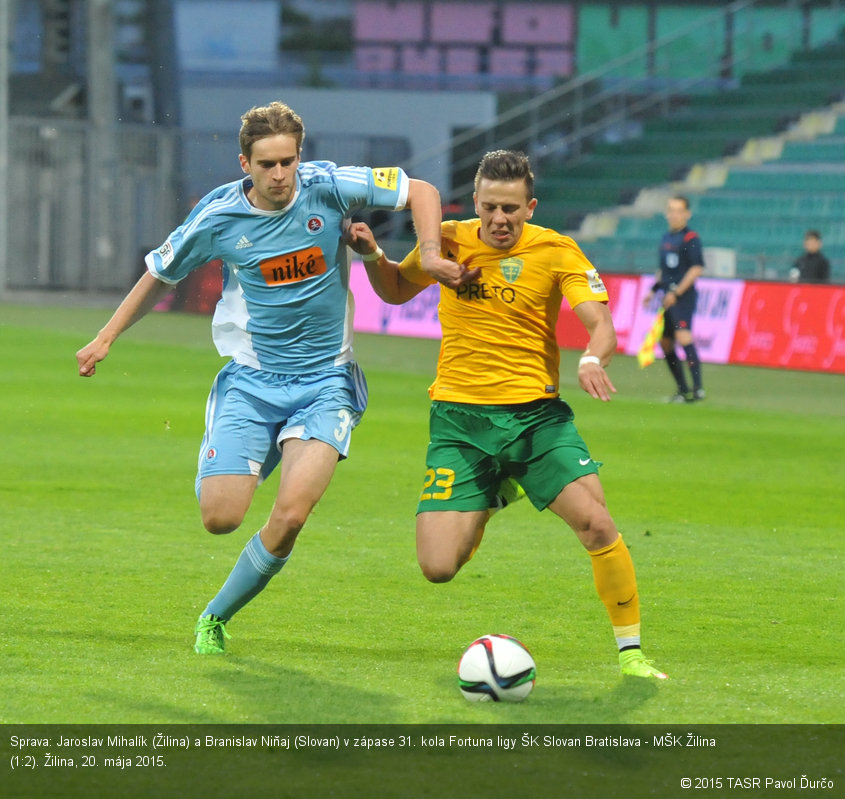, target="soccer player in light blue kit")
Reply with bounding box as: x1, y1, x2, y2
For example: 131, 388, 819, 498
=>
76, 101, 464, 654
